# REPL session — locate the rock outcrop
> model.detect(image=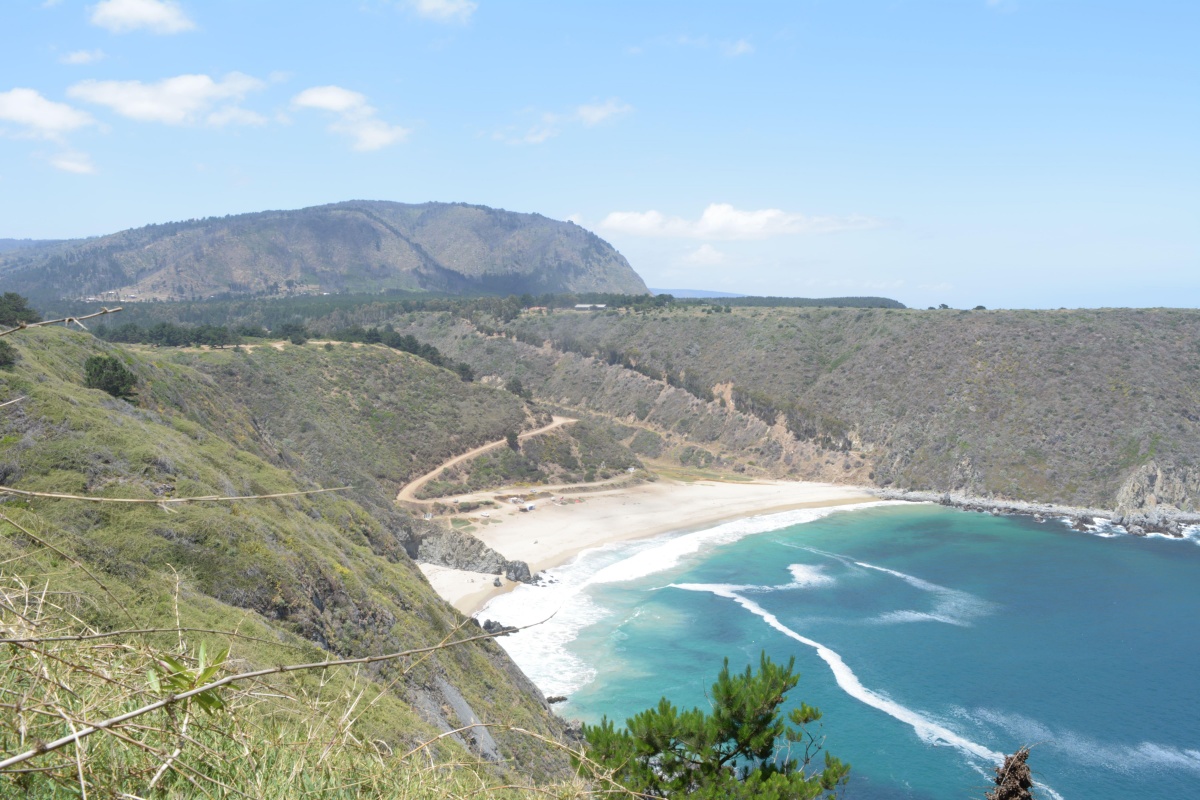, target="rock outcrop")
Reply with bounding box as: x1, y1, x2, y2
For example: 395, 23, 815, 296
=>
1115, 460, 1200, 516
415, 528, 536, 582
